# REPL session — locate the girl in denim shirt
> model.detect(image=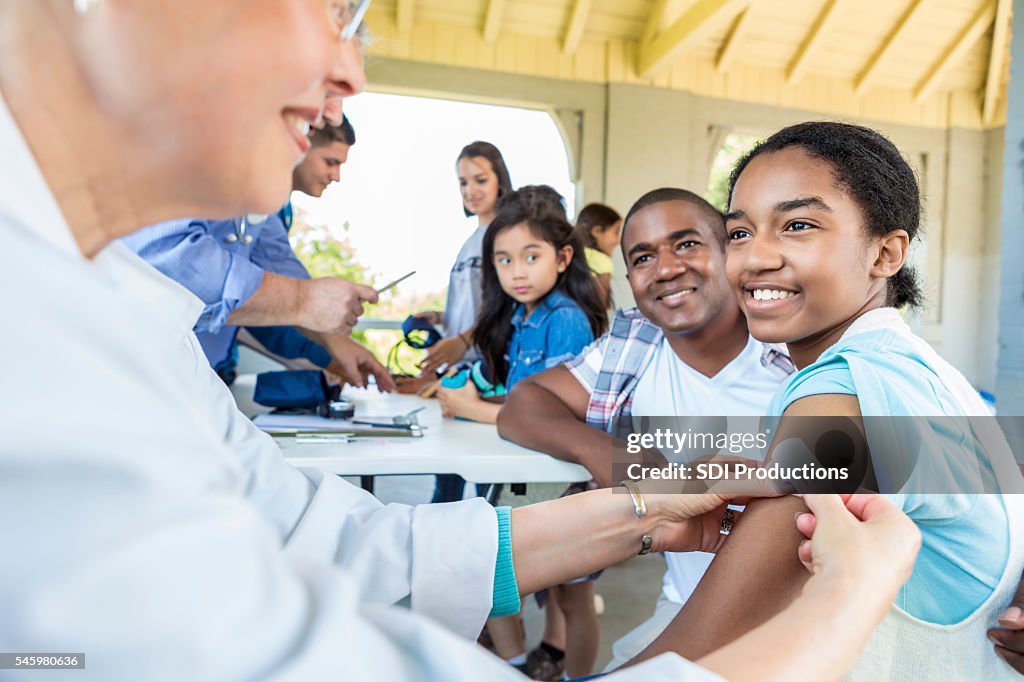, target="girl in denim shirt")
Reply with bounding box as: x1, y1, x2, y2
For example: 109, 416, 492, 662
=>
437, 185, 607, 424
437, 185, 609, 679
